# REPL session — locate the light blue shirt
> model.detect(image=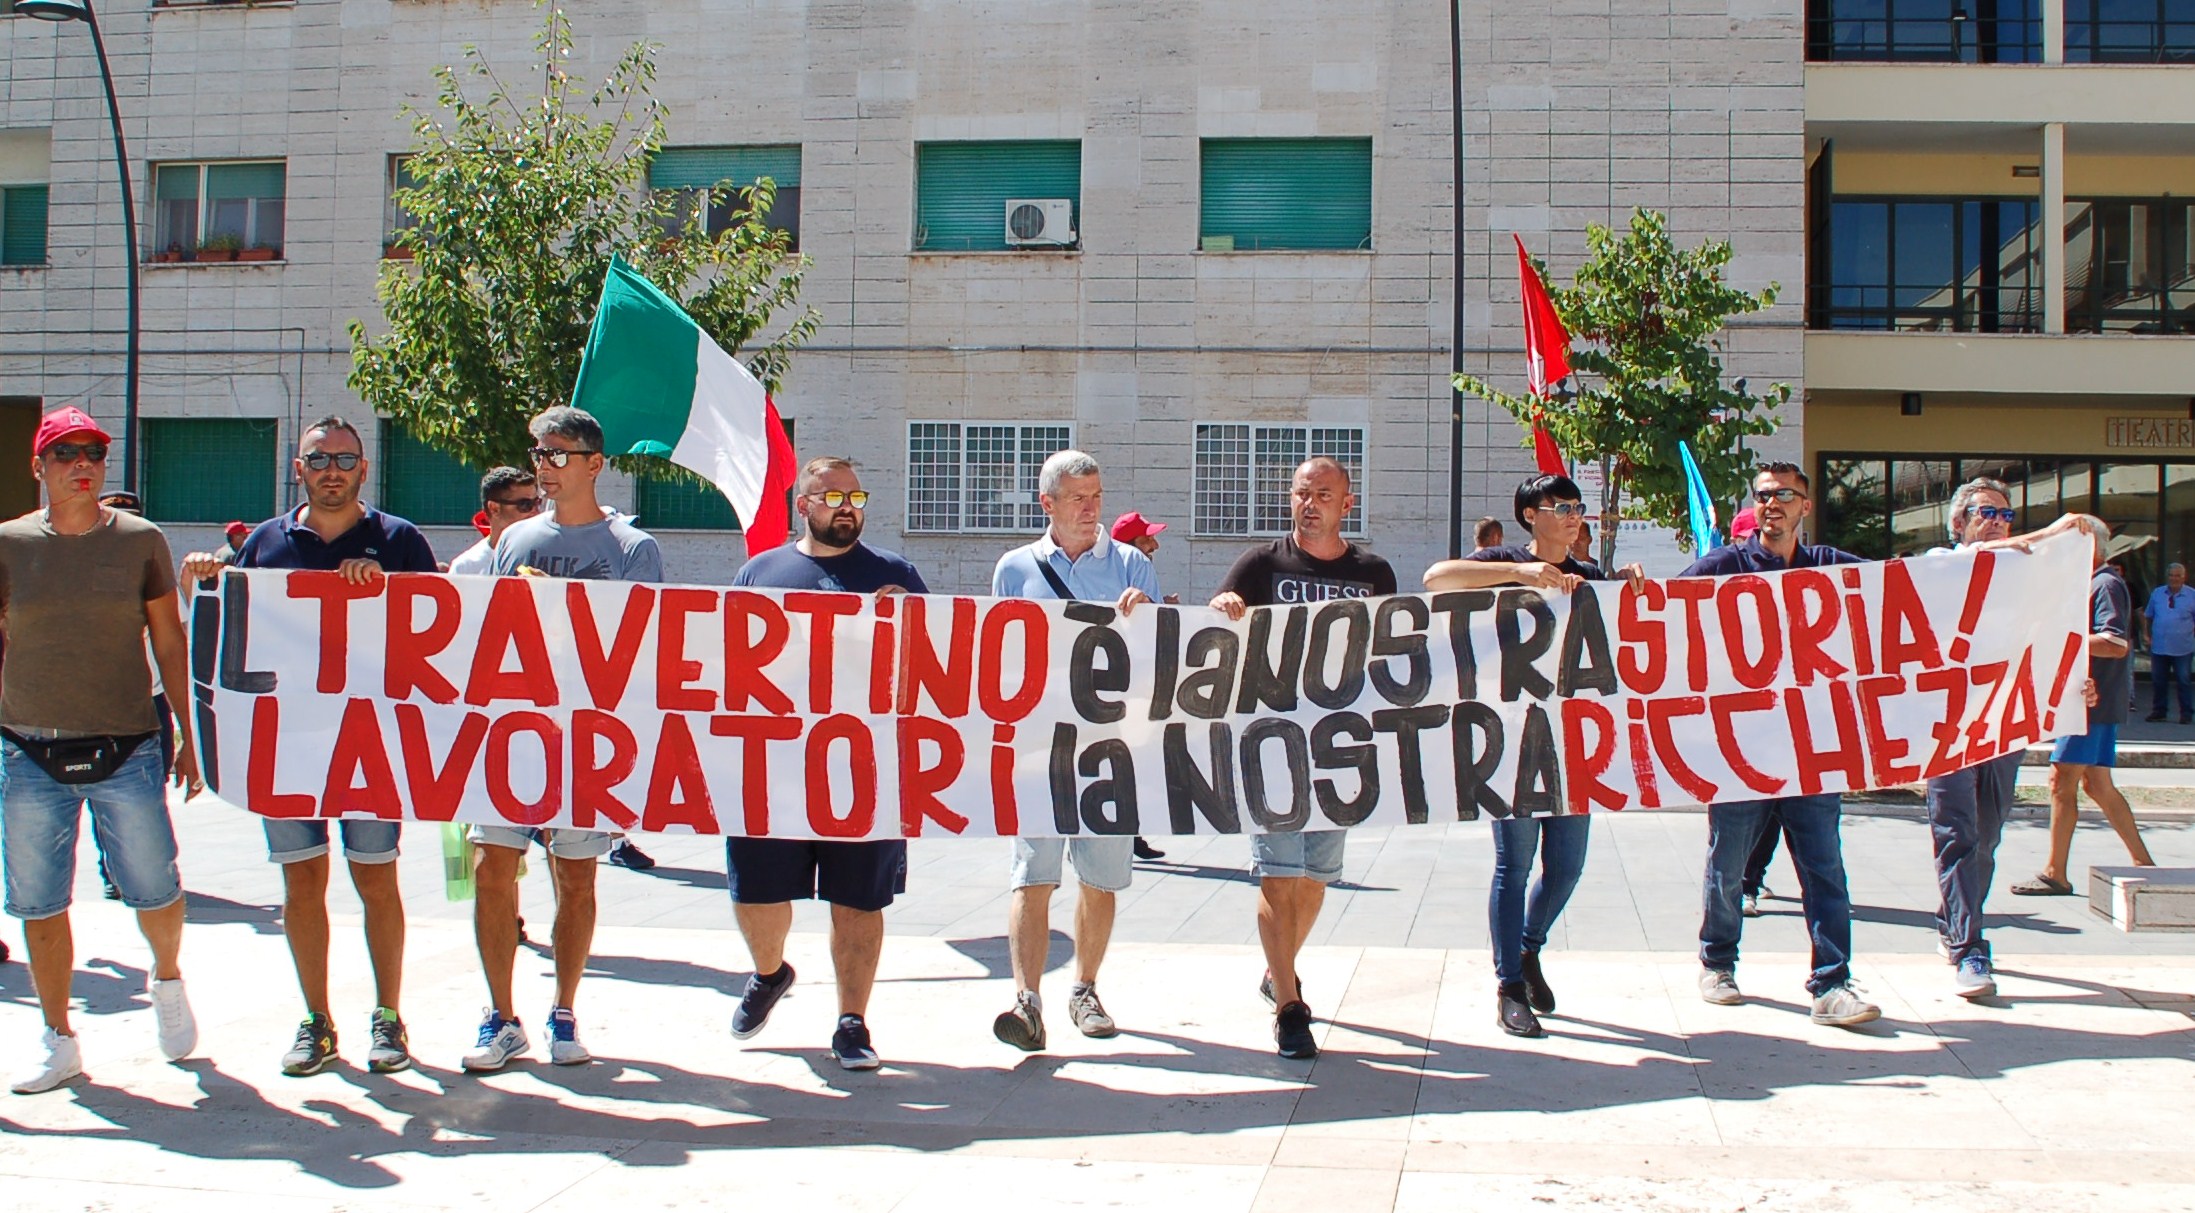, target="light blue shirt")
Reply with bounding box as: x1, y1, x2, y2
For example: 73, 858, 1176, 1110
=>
2146, 582, 2195, 657
992, 531, 1161, 603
